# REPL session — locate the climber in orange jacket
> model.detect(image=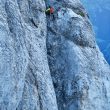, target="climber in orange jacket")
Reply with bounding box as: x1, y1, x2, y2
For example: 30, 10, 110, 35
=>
45, 6, 55, 20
